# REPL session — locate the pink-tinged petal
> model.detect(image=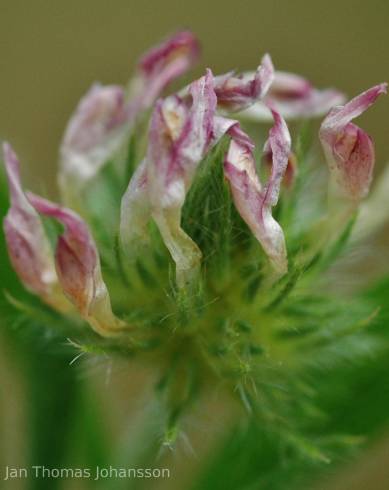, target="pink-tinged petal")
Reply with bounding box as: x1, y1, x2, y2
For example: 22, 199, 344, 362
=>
240, 70, 346, 121
59, 84, 130, 206
268, 71, 312, 99
148, 70, 217, 286
262, 109, 292, 206
28, 194, 124, 337
2, 143, 69, 311
224, 111, 291, 273
263, 148, 298, 189
319, 83, 387, 200
128, 31, 200, 118
214, 54, 274, 112
121, 69, 235, 287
